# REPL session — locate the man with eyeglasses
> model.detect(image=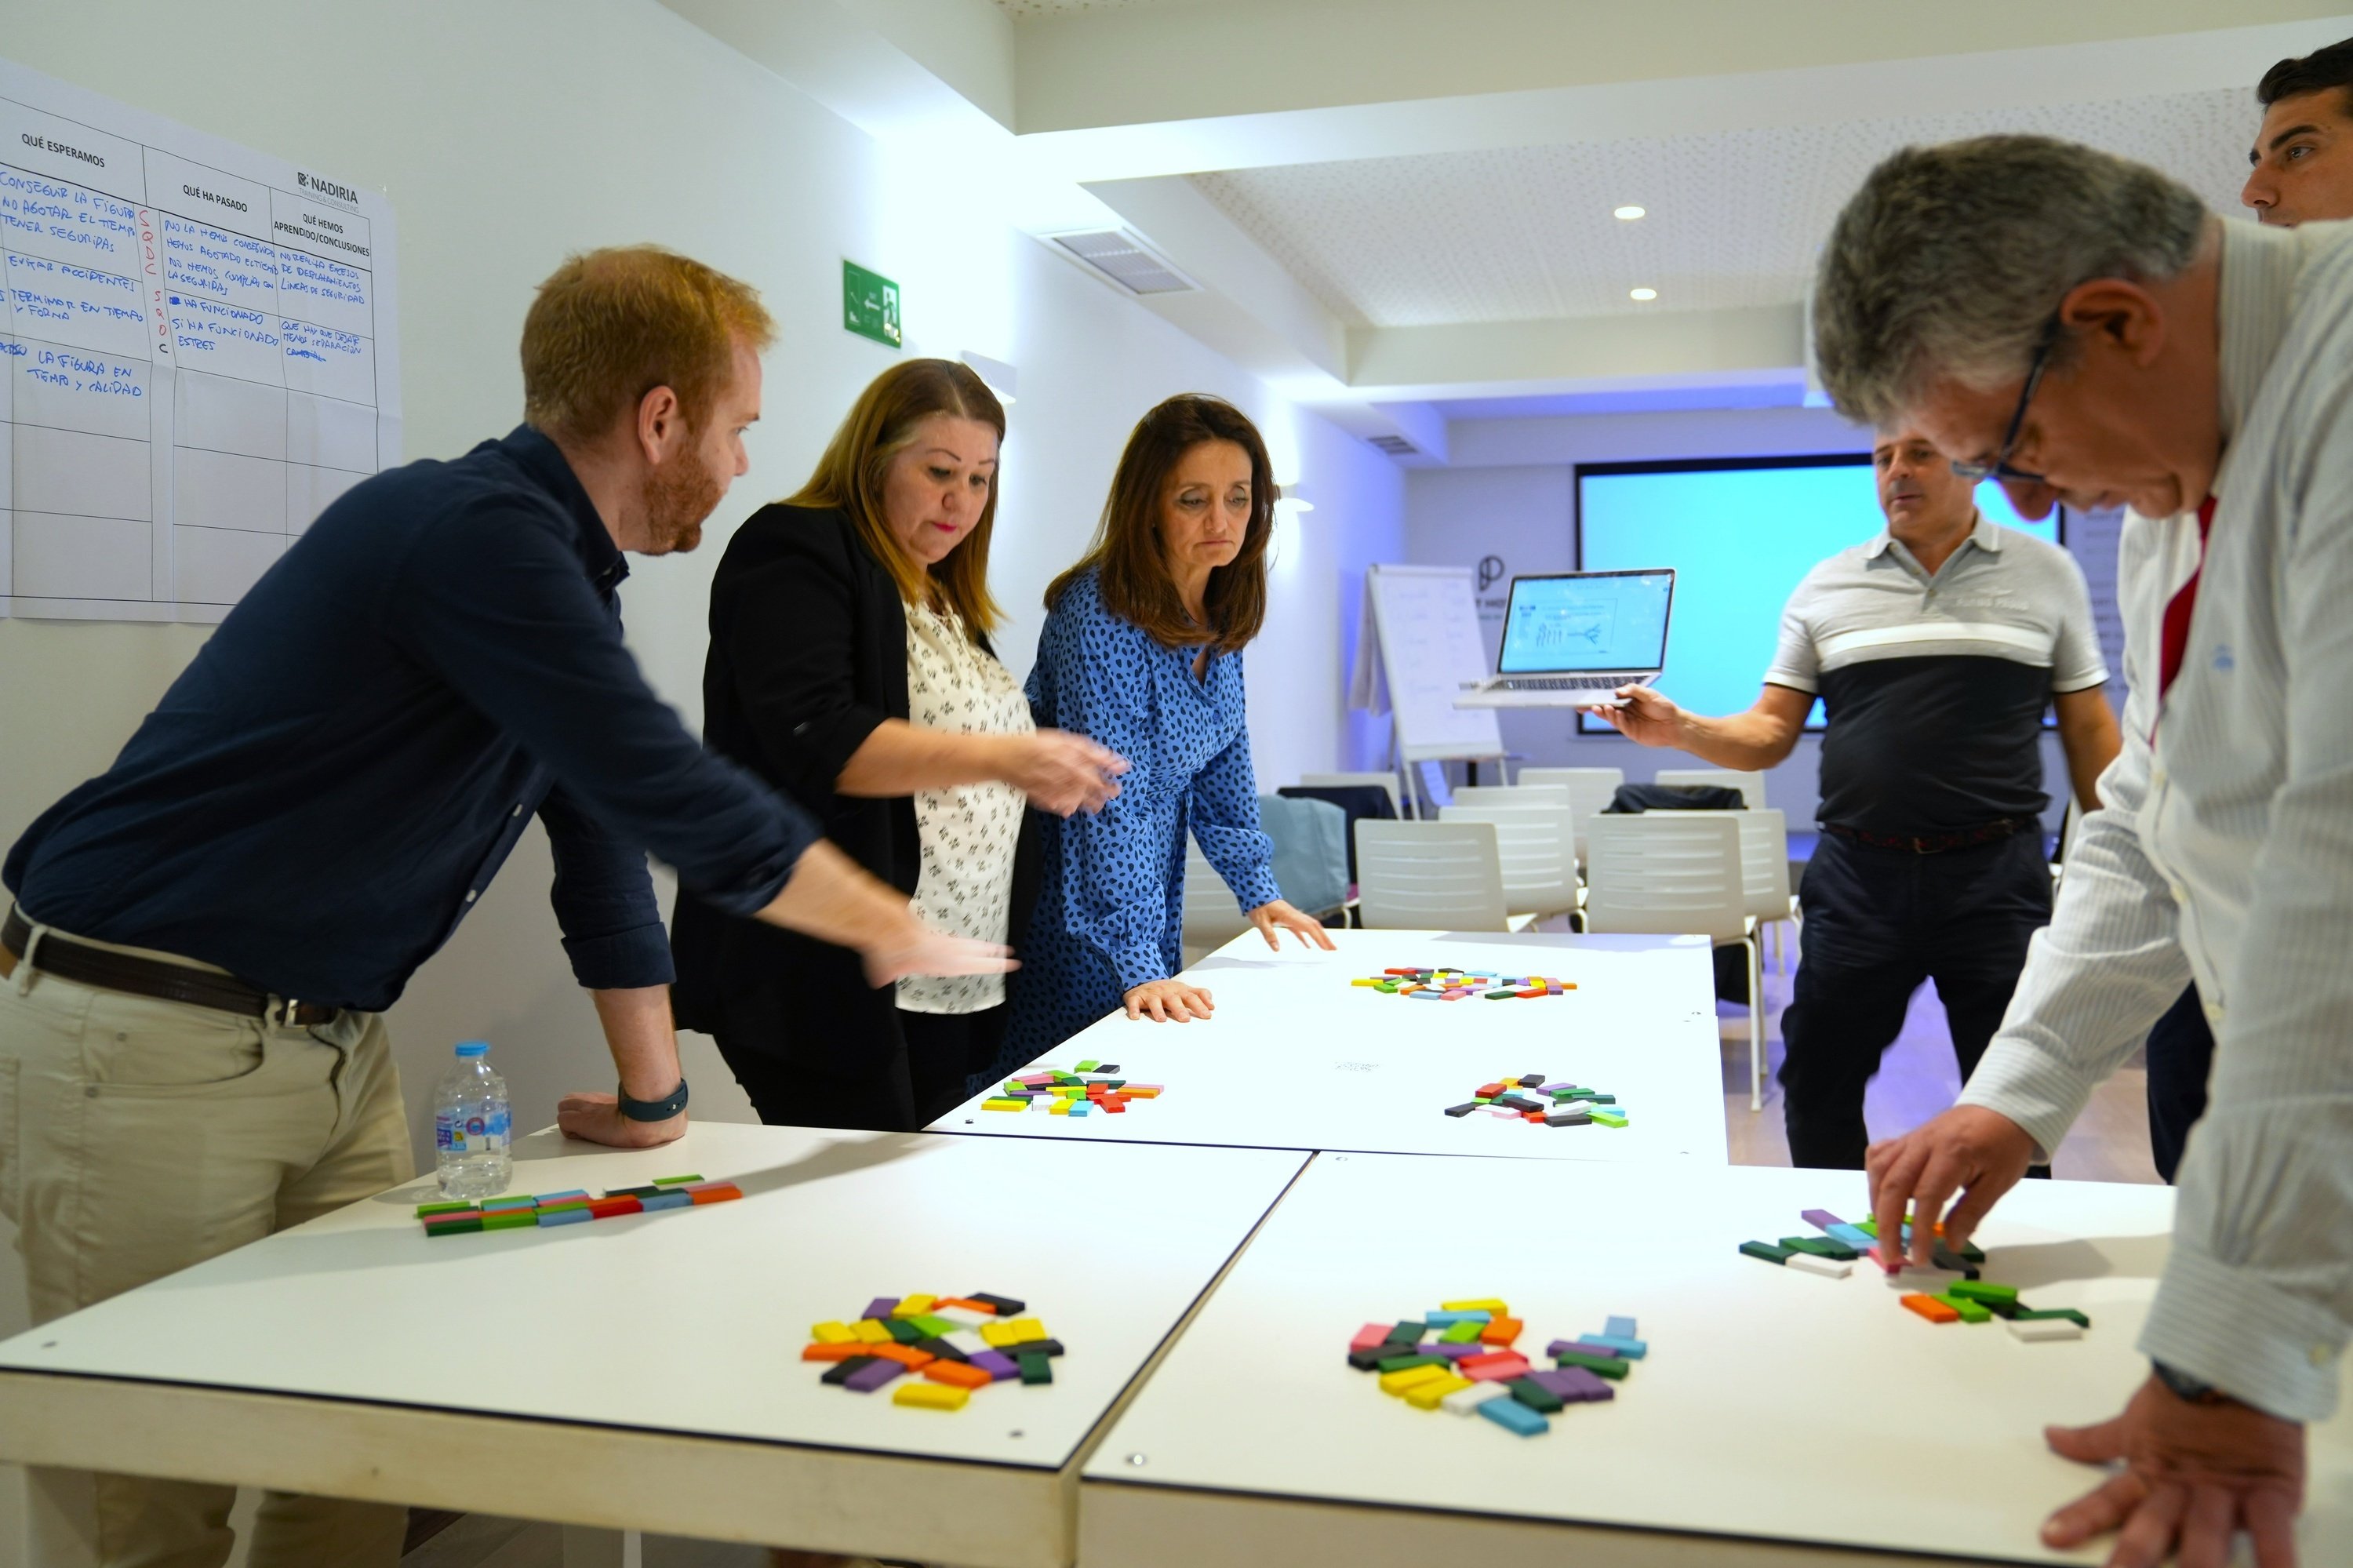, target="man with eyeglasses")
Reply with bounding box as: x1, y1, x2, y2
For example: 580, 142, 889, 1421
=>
1596, 417, 2117, 1170
1817, 135, 2351, 1566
